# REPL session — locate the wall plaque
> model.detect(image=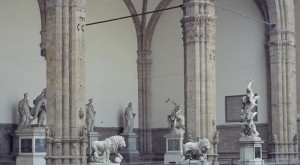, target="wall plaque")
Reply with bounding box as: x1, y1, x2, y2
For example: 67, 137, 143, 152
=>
225, 95, 257, 122
21, 138, 32, 153
167, 139, 180, 151
255, 146, 261, 158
